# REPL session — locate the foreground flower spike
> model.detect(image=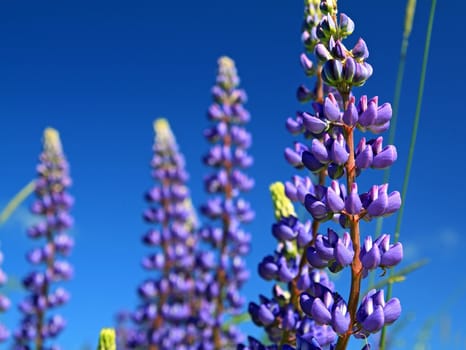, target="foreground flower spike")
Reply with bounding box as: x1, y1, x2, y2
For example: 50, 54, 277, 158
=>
128, 119, 200, 350
98, 328, 116, 350
247, 1, 404, 349
201, 56, 254, 349
15, 128, 74, 349
301, 2, 403, 349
